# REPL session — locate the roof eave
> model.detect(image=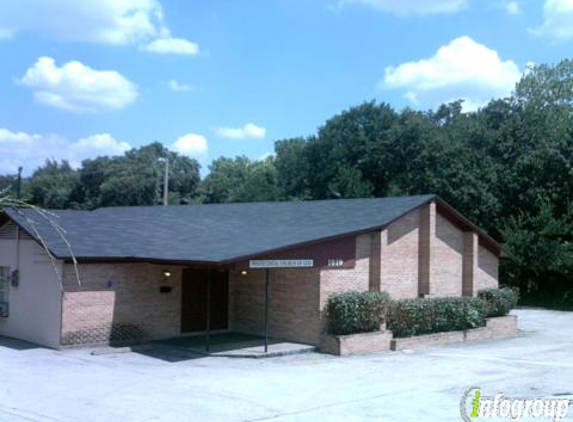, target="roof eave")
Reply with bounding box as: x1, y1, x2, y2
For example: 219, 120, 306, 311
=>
1, 207, 67, 260
221, 195, 438, 265
66, 256, 225, 267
